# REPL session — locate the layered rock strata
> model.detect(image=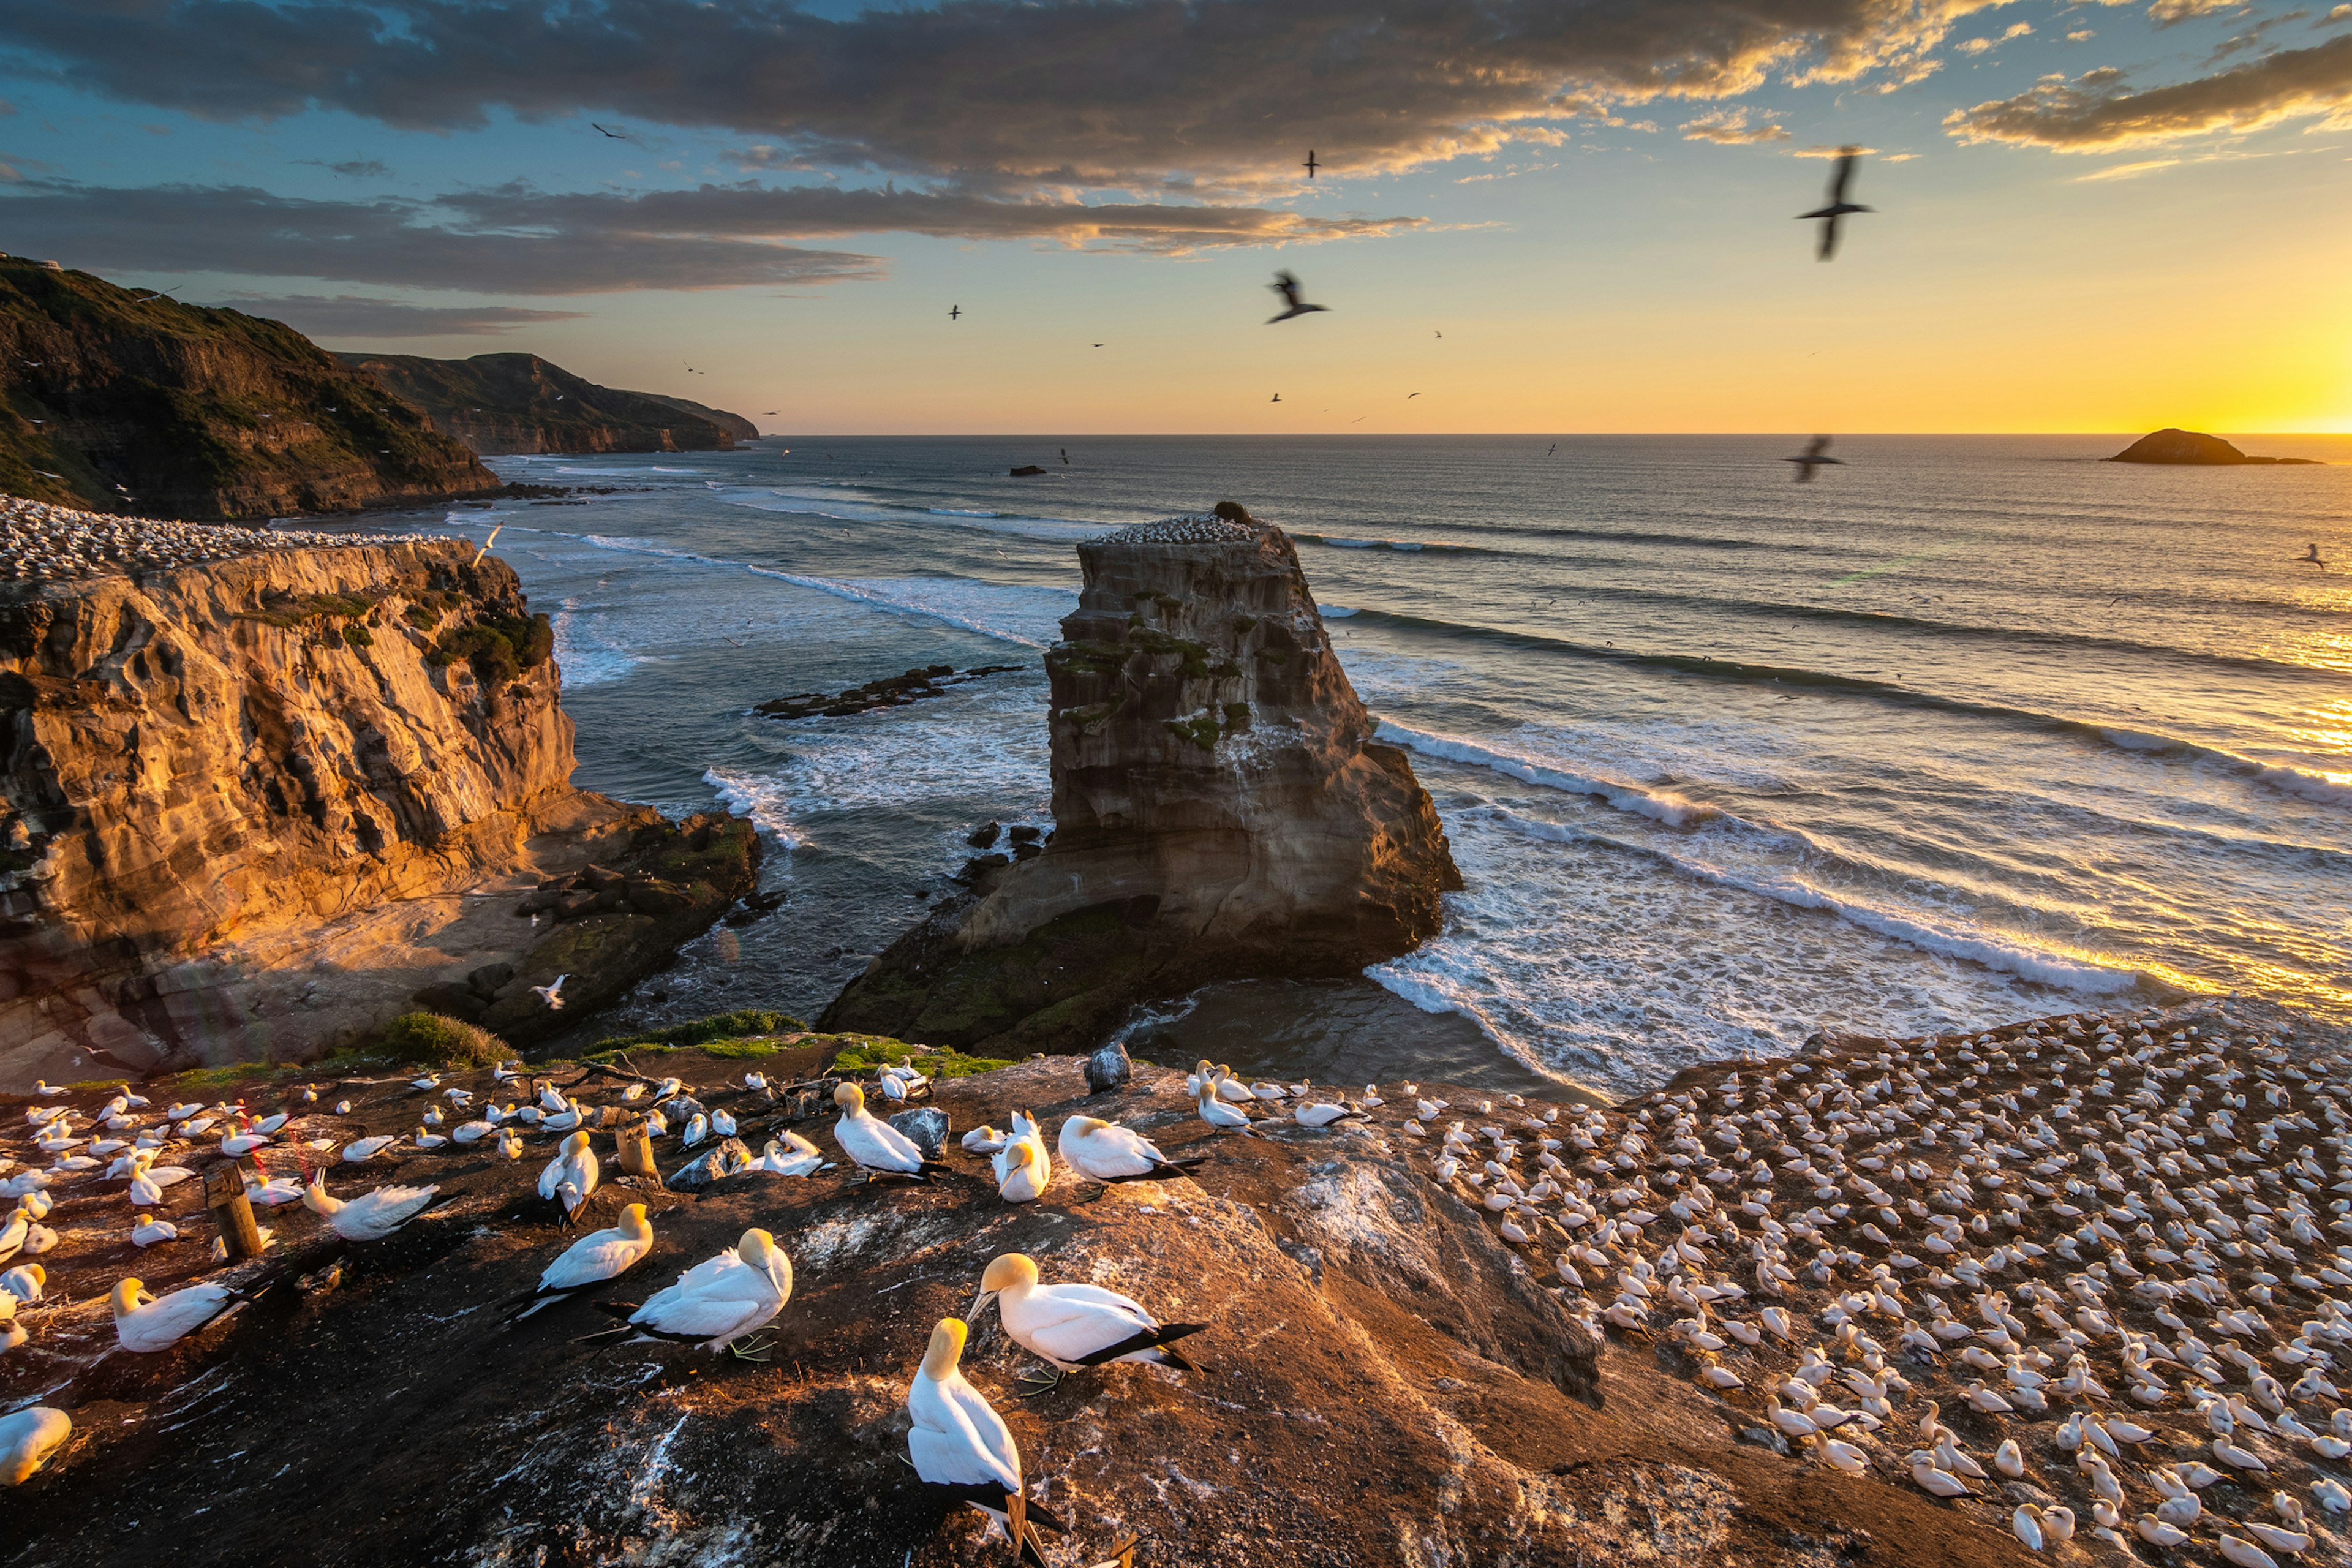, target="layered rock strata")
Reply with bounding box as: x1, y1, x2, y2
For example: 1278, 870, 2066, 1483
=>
341, 351, 758, 455
824, 507, 1460, 1054
0, 536, 753, 1081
